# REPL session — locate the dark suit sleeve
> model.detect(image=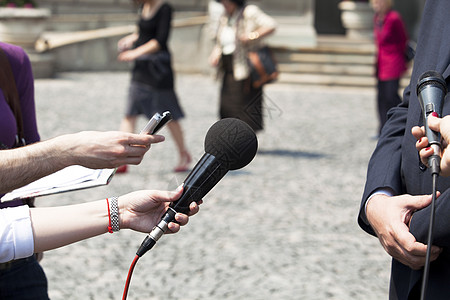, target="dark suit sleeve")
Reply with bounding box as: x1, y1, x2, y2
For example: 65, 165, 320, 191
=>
410, 189, 450, 248
357, 84, 411, 236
